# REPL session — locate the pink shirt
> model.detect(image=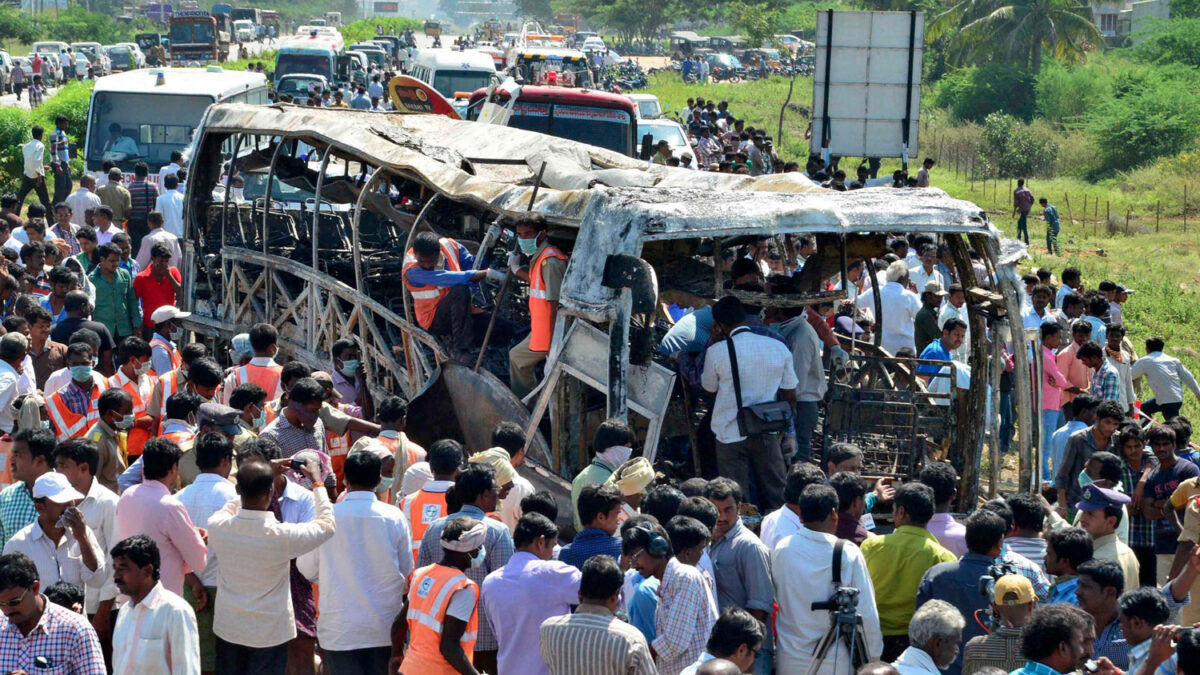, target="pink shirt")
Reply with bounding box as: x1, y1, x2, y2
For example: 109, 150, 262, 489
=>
926, 513, 967, 558
116, 480, 208, 596
1056, 342, 1092, 407
1042, 346, 1070, 411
